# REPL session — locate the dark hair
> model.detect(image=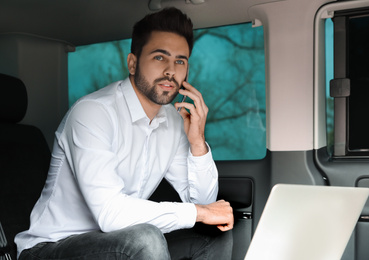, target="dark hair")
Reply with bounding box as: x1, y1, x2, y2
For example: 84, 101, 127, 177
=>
131, 7, 193, 59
